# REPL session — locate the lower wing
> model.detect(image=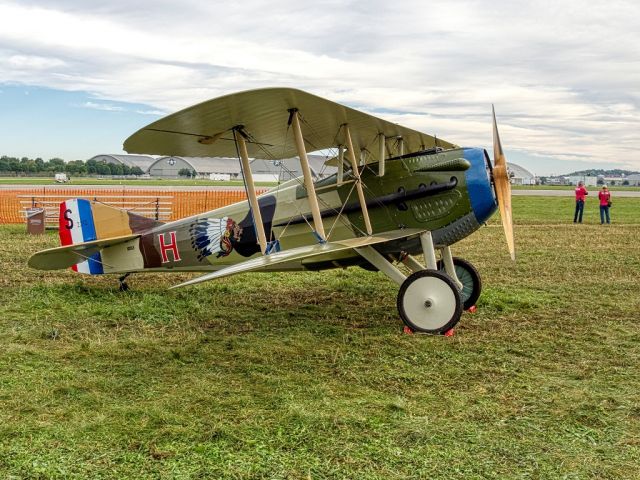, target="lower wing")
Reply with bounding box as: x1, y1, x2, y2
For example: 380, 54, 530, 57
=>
171, 228, 425, 289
